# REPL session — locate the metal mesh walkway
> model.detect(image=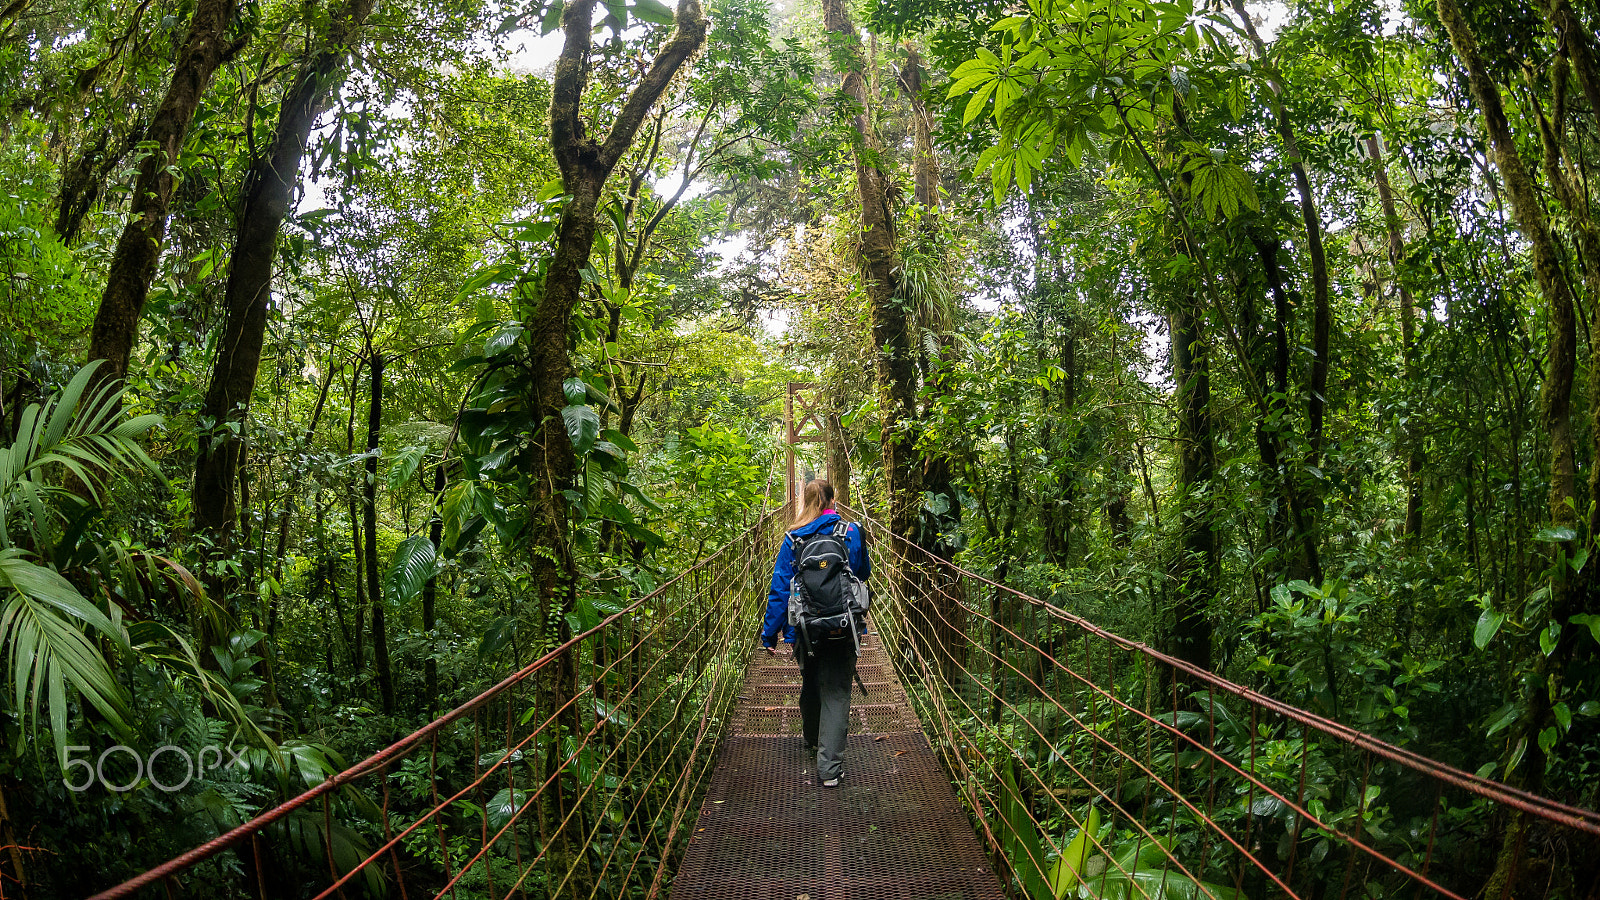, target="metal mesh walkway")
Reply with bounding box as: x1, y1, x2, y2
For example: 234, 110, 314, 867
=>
670, 633, 1007, 900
